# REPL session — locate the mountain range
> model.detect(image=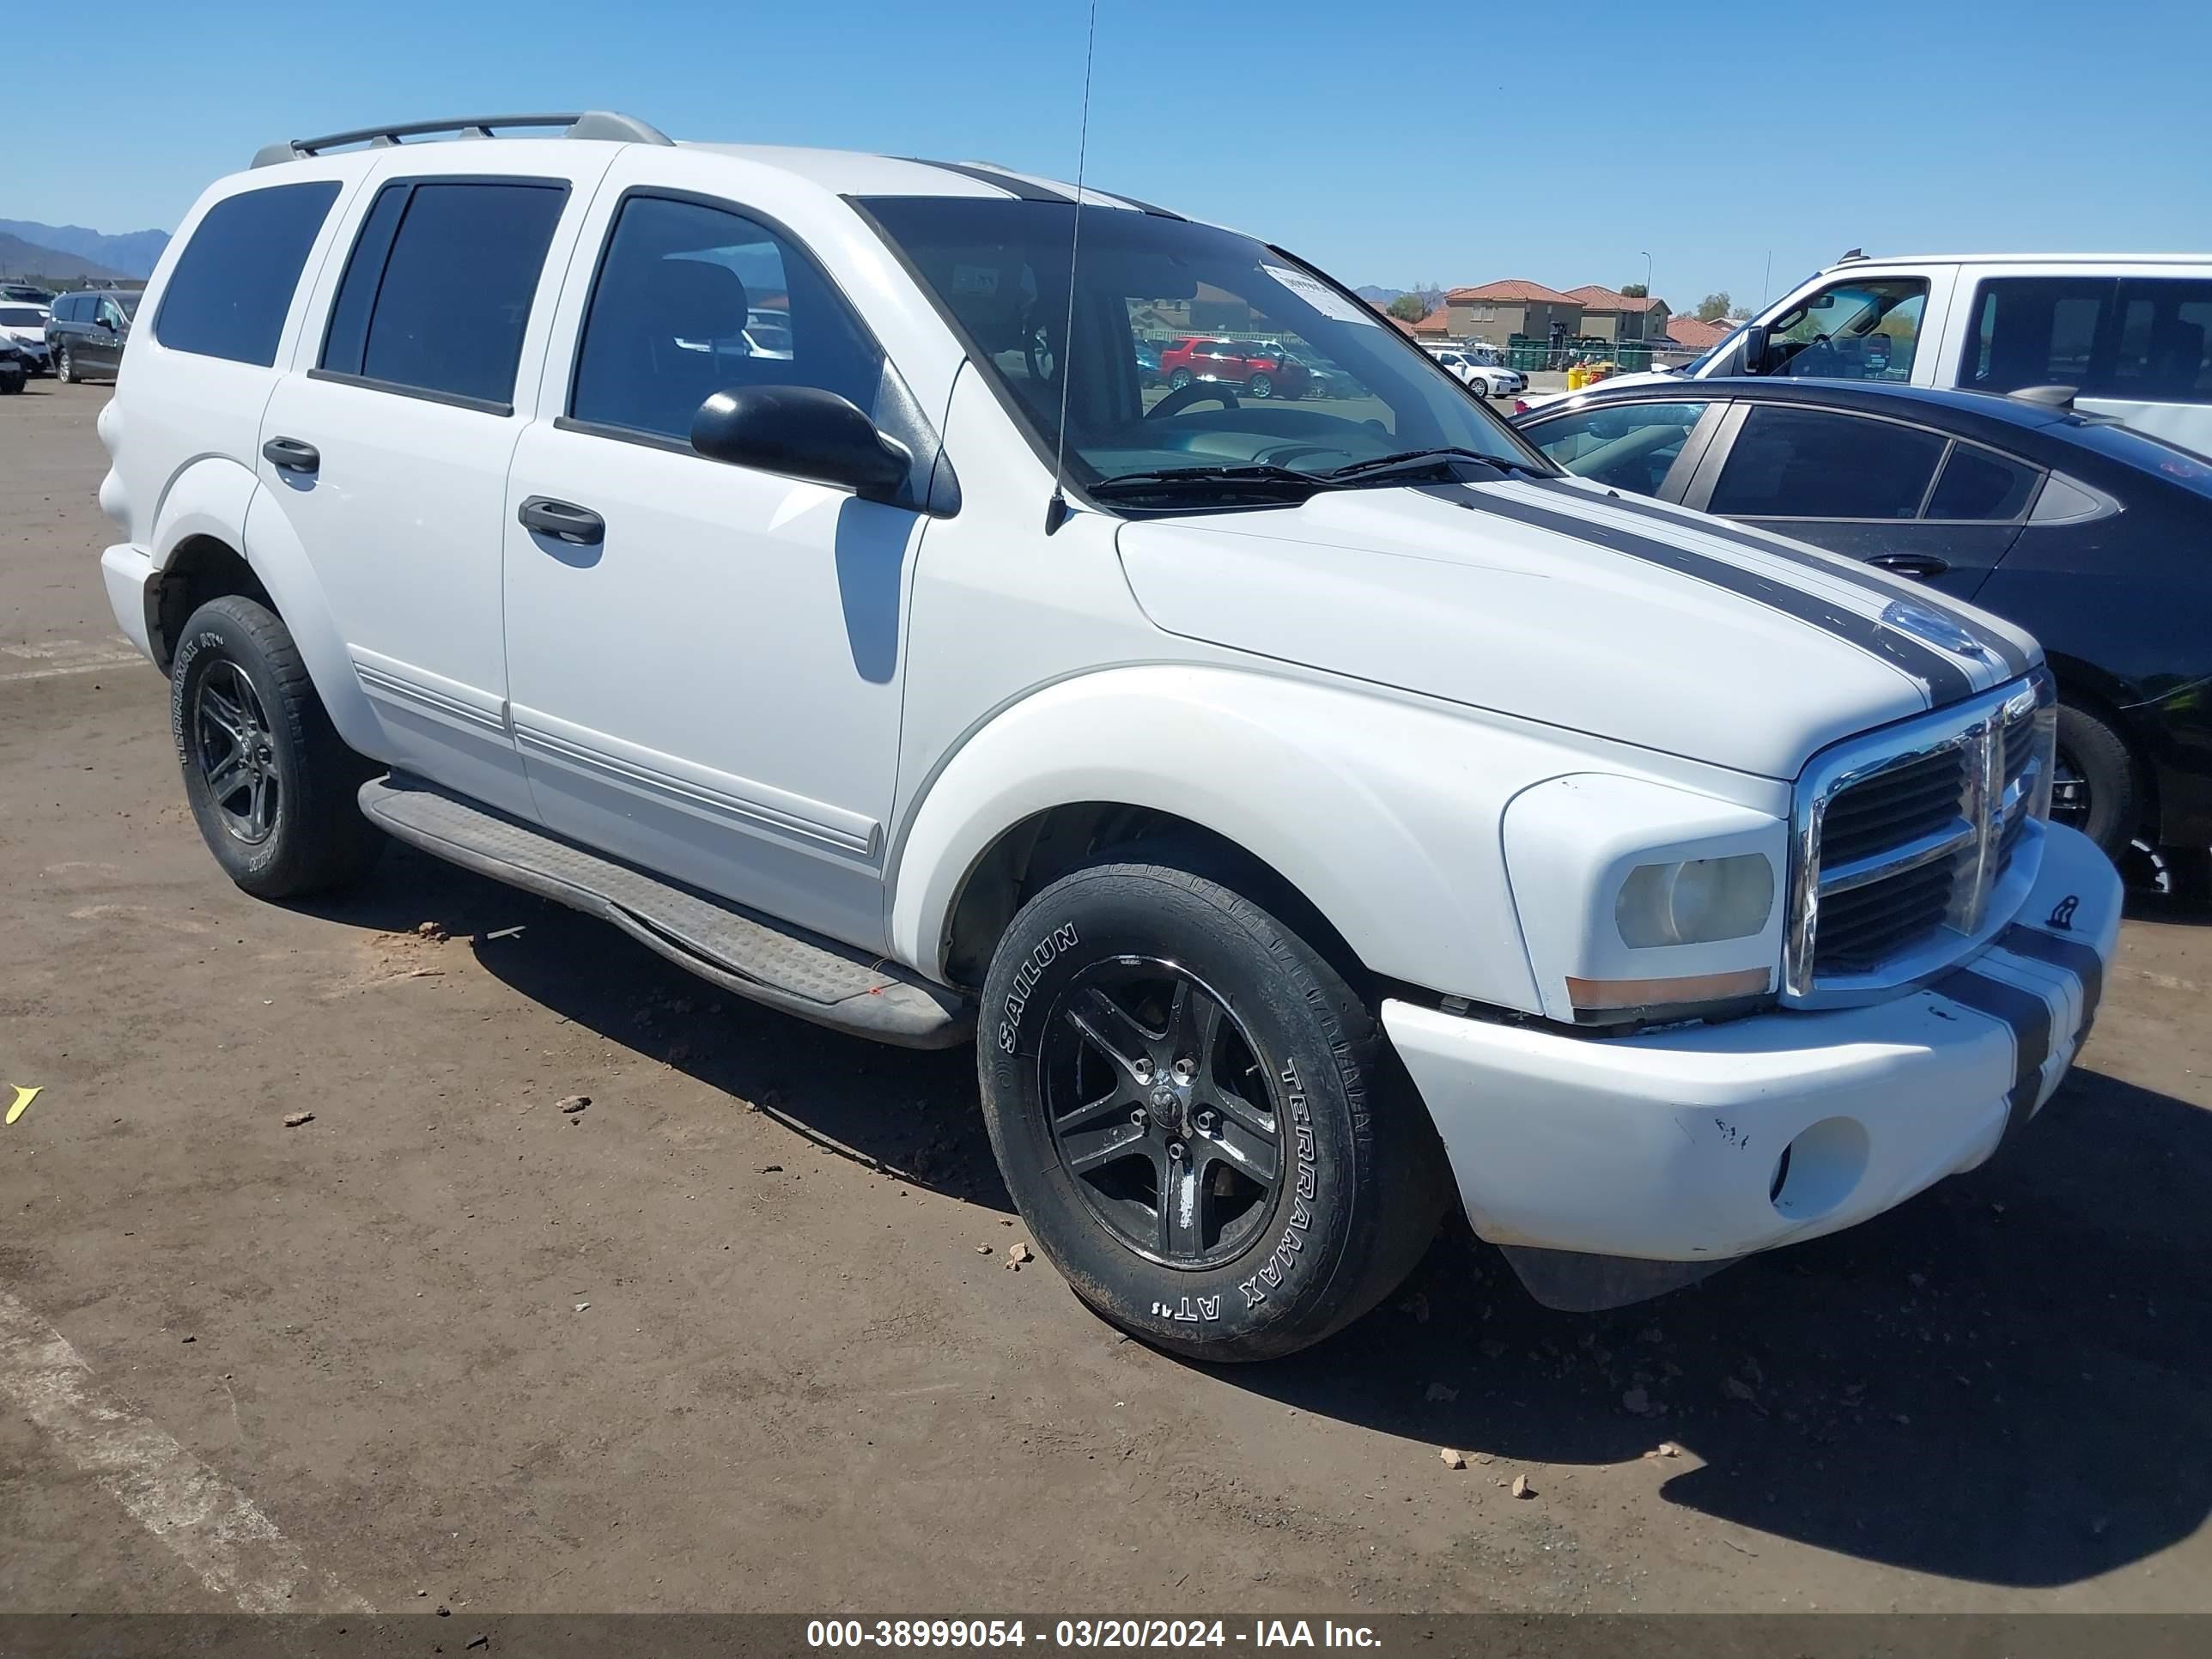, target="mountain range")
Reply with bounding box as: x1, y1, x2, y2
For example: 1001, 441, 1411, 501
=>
0, 221, 170, 280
